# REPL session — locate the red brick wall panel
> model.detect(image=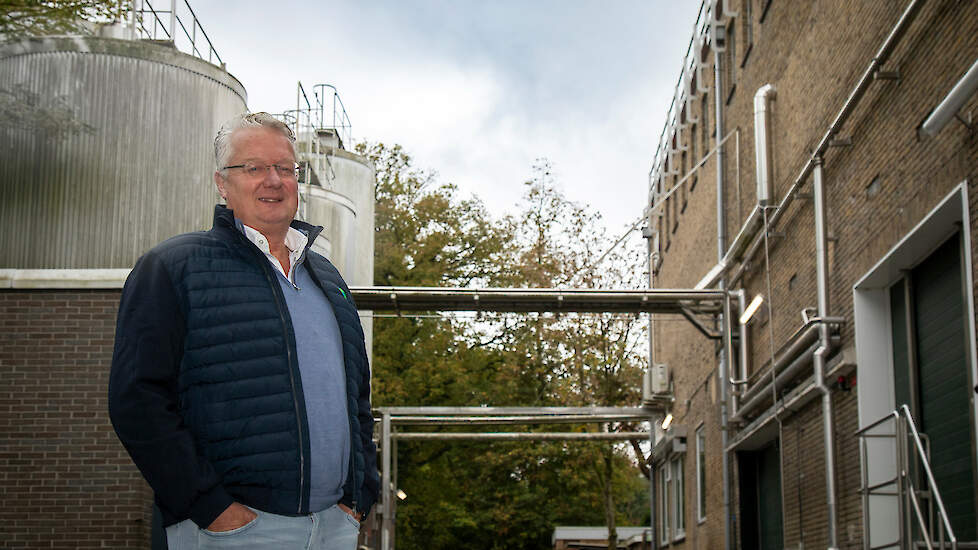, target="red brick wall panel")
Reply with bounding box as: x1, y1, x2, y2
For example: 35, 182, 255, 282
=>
0, 290, 152, 550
